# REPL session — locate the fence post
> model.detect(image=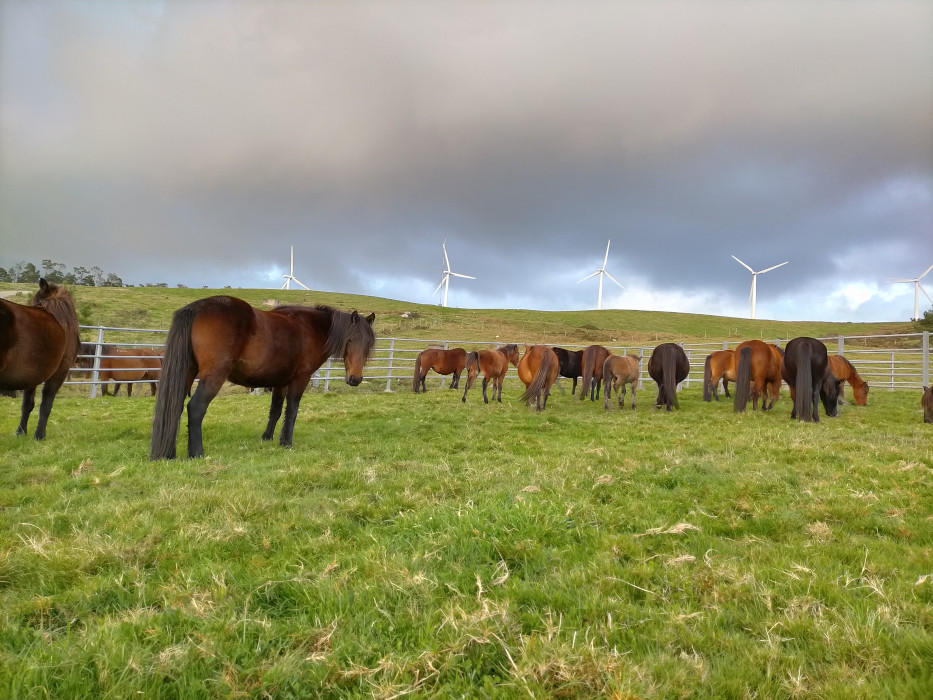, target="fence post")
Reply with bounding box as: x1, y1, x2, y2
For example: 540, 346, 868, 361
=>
324, 358, 332, 392
385, 339, 395, 392
837, 335, 844, 356
89, 327, 105, 398
722, 341, 728, 350
923, 332, 930, 387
